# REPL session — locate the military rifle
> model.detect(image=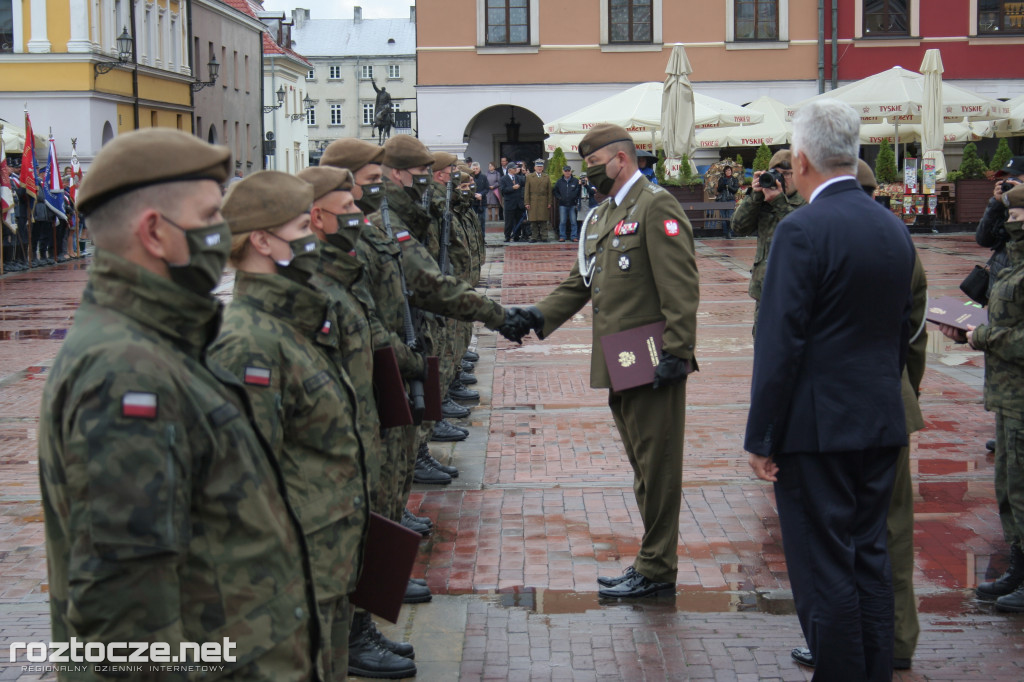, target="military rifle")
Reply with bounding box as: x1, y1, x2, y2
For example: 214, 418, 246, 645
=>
438, 165, 455, 276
